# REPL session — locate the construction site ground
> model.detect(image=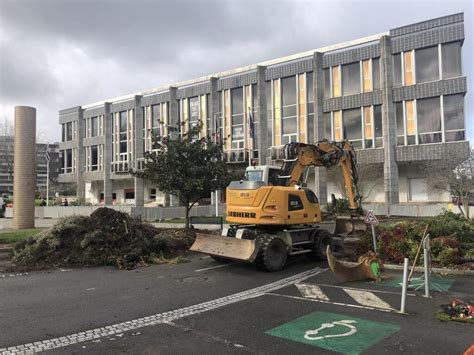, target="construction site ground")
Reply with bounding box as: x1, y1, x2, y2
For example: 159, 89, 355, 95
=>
1, 251, 473, 354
